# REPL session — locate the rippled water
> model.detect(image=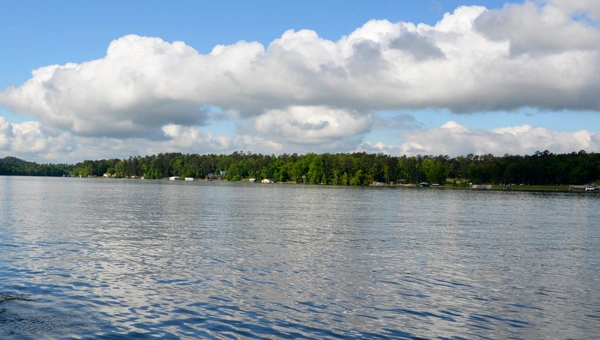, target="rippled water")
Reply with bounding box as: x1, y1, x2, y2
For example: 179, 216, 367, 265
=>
1, 176, 599, 339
